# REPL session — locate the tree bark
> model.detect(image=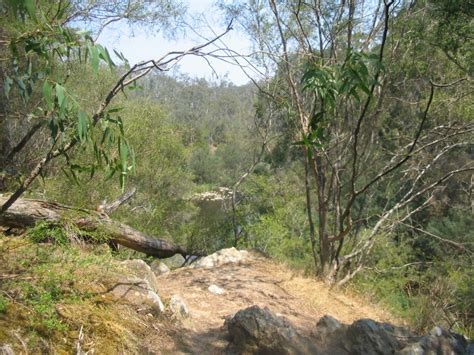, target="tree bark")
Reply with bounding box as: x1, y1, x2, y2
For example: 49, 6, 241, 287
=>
0, 196, 199, 258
